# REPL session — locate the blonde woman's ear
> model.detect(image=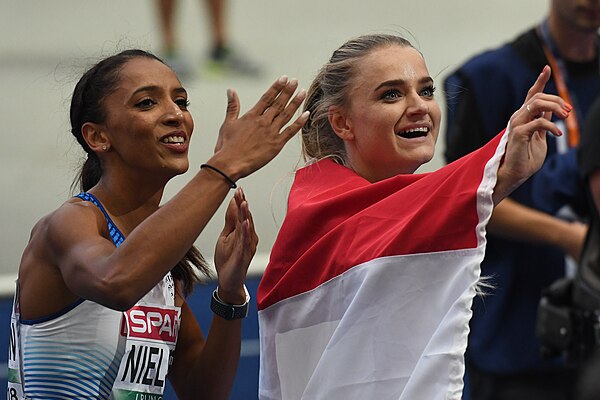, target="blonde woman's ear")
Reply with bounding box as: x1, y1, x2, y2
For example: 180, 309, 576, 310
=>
328, 106, 354, 141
